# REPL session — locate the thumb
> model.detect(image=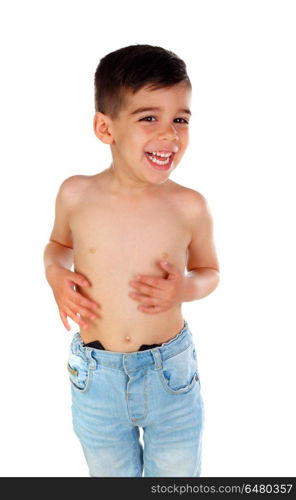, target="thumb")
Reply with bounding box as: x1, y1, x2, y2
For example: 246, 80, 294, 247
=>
159, 260, 175, 278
